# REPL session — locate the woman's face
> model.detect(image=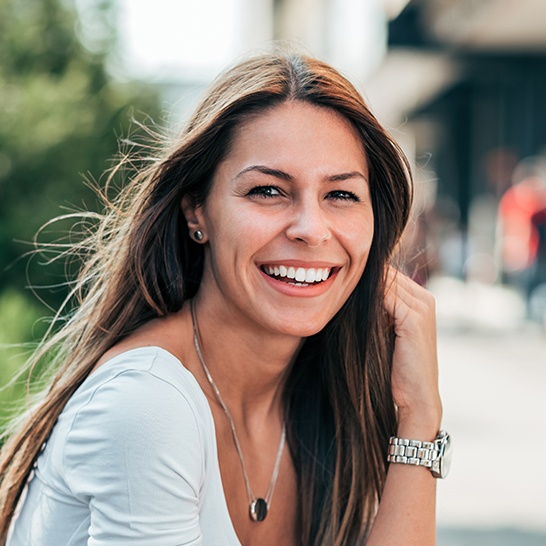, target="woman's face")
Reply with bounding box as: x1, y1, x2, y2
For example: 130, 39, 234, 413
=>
188, 100, 374, 338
